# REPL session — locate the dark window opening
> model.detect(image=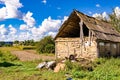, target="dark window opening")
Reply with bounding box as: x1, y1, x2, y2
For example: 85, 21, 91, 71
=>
61, 21, 89, 38
83, 23, 89, 36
